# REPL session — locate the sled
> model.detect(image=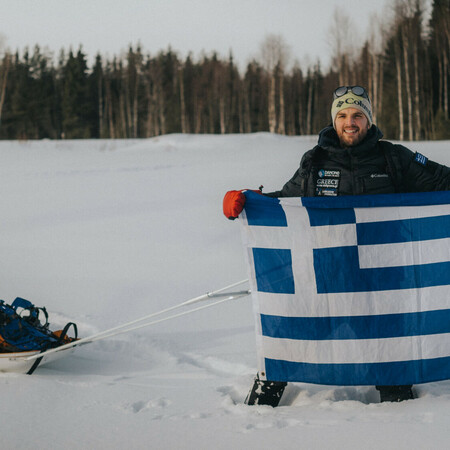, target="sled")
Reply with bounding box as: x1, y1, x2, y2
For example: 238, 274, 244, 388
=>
1, 281, 250, 375
0, 297, 78, 374
0, 346, 76, 374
